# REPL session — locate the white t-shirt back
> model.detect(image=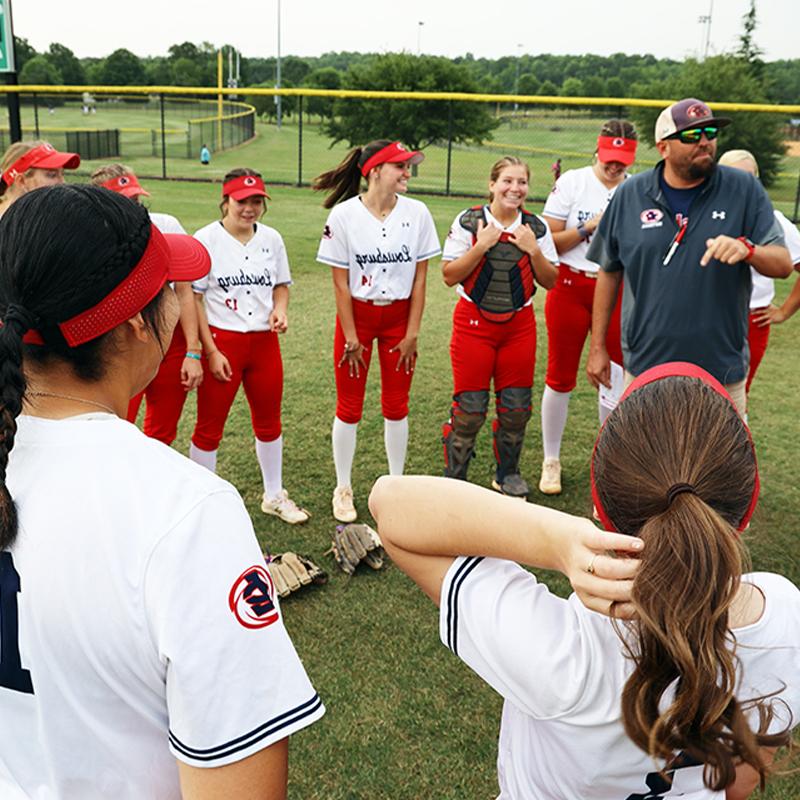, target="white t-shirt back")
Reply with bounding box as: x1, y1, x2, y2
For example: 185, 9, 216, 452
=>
316, 194, 441, 301
750, 210, 800, 309
441, 557, 800, 800
1, 415, 323, 799
193, 221, 292, 332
